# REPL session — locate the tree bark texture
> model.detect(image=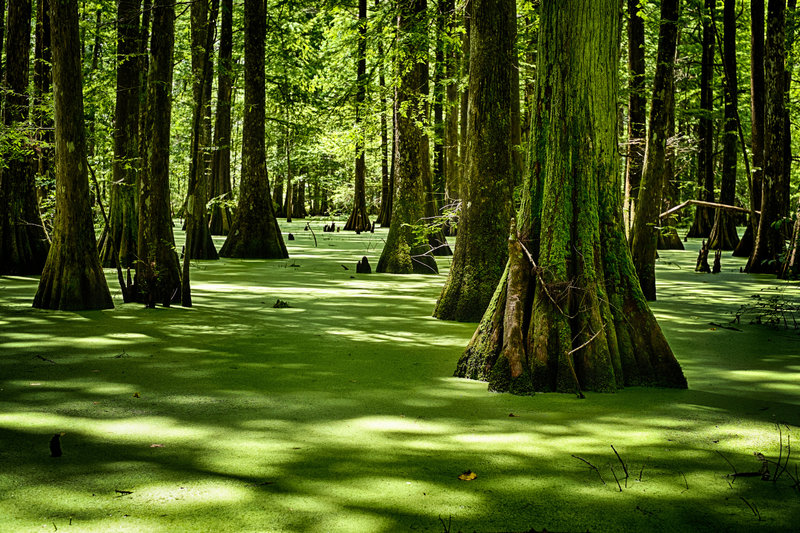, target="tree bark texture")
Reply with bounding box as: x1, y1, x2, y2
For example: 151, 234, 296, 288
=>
455, 0, 686, 395
136, 0, 181, 306
687, 0, 716, 238
209, 0, 234, 235
708, 0, 741, 251
345, 0, 371, 232
33, 0, 53, 204
433, 0, 515, 322
625, 0, 647, 233
443, 0, 459, 209
748, 0, 786, 273
98, 0, 140, 268
657, 42, 684, 252
631, 0, 680, 301
0, 0, 50, 275
376, 0, 391, 227
220, 0, 287, 259
377, 0, 438, 274
33, 0, 113, 310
